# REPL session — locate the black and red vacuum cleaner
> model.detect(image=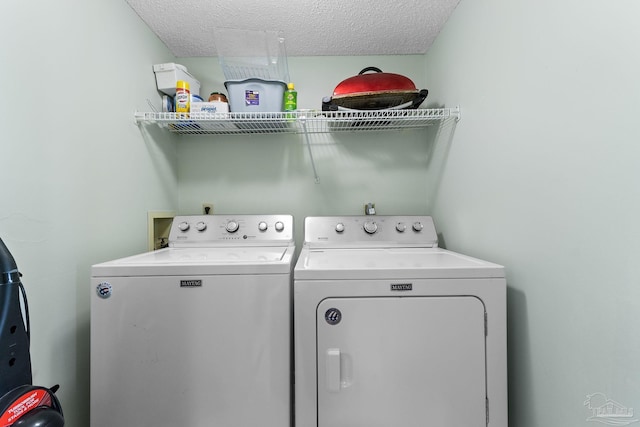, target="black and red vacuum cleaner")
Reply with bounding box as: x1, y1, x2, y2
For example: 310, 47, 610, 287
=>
0, 238, 64, 427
